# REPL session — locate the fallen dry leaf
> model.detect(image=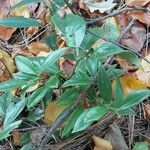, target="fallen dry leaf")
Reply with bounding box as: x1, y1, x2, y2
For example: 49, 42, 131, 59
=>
93, 135, 113, 150
125, 0, 150, 6
0, 50, 16, 82
27, 42, 50, 55
120, 23, 146, 51
143, 104, 150, 121
112, 75, 147, 96
12, 131, 23, 146
136, 55, 150, 87
0, 27, 16, 41
130, 11, 150, 26
44, 101, 65, 125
